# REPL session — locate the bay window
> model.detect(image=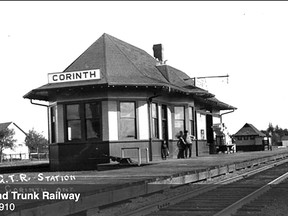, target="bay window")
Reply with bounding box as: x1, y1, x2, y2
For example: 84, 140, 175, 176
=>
152, 103, 159, 138
119, 102, 136, 139
65, 102, 102, 142
174, 106, 185, 134
66, 104, 81, 141
188, 106, 195, 136
85, 103, 101, 139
